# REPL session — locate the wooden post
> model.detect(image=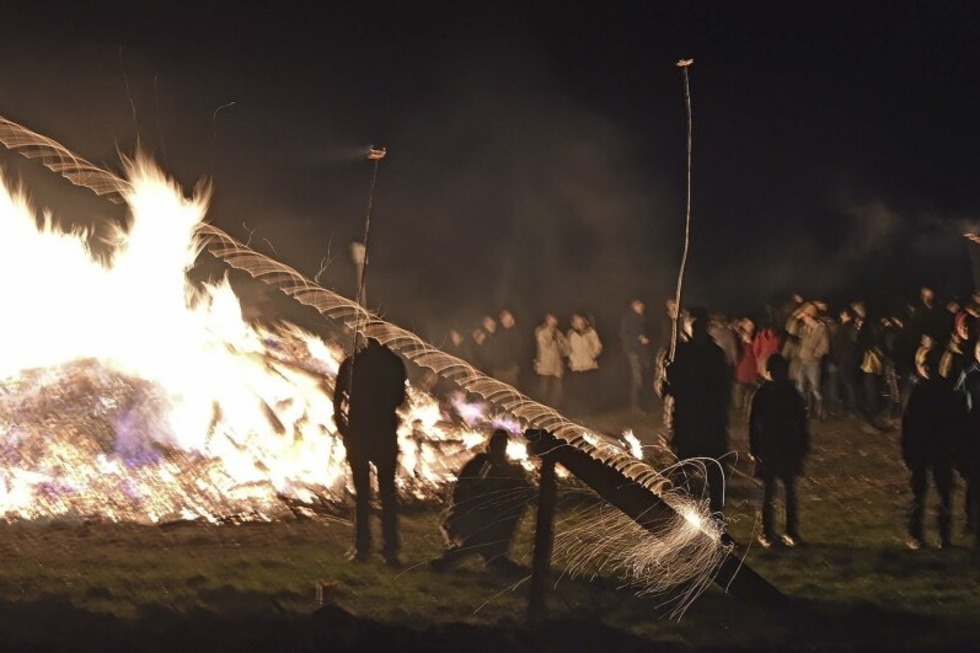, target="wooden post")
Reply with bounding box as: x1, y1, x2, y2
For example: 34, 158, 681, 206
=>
528, 453, 557, 623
